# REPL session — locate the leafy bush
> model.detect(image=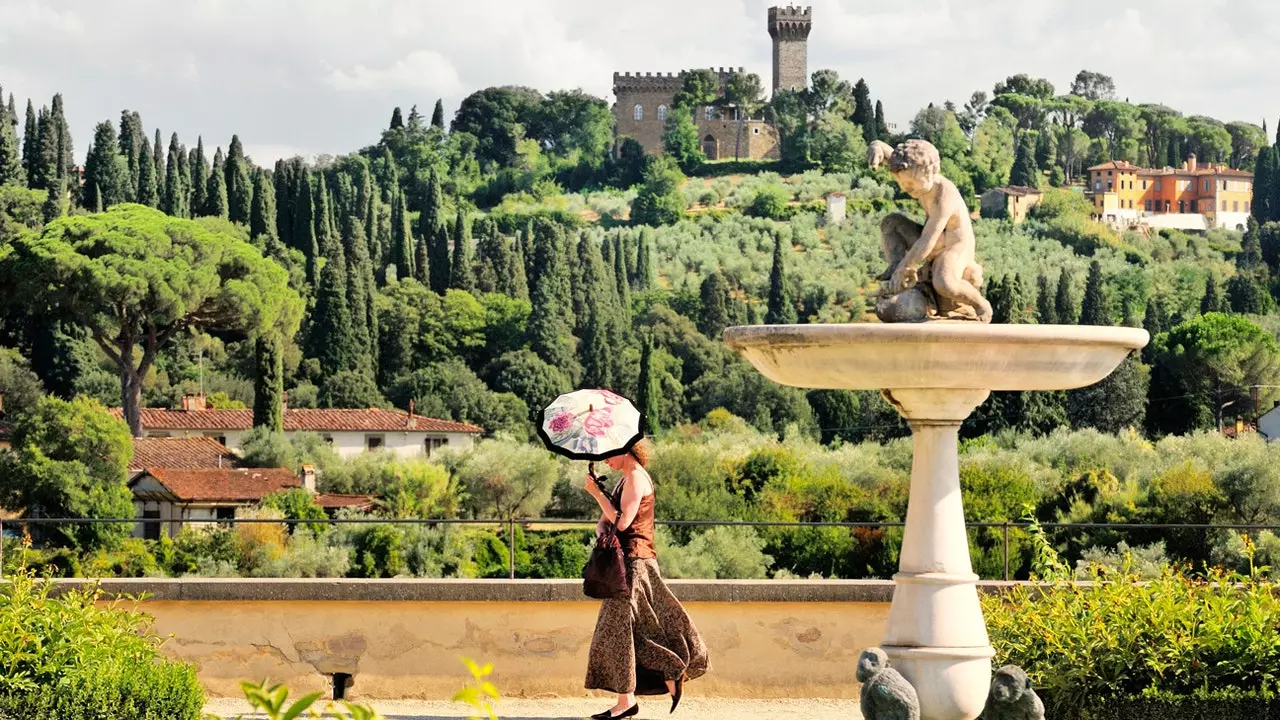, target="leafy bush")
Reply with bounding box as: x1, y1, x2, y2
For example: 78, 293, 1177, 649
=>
0, 559, 204, 719
984, 560, 1280, 716
228, 679, 381, 719
747, 185, 791, 220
